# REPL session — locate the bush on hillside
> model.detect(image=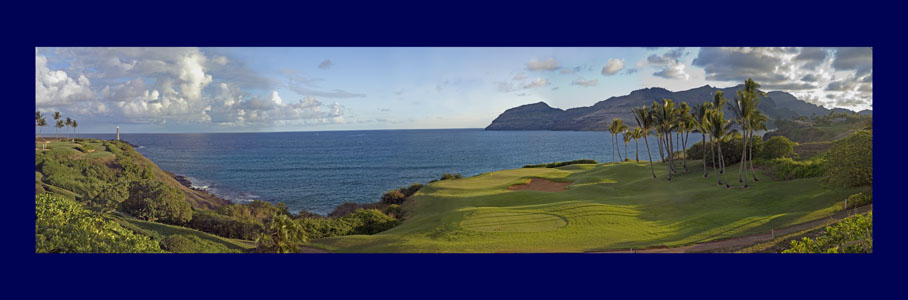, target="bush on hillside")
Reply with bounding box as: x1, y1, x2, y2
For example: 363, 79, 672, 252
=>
764, 157, 826, 180
842, 192, 872, 211
383, 204, 403, 219
216, 200, 289, 224
685, 136, 759, 168
824, 130, 872, 188
381, 190, 407, 205
185, 210, 263, 240
760, 136, 796, 160
36, 193, 162, 253
160, 234, 240, 253
344, 209, 400, 235
122, 179, 192, 225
